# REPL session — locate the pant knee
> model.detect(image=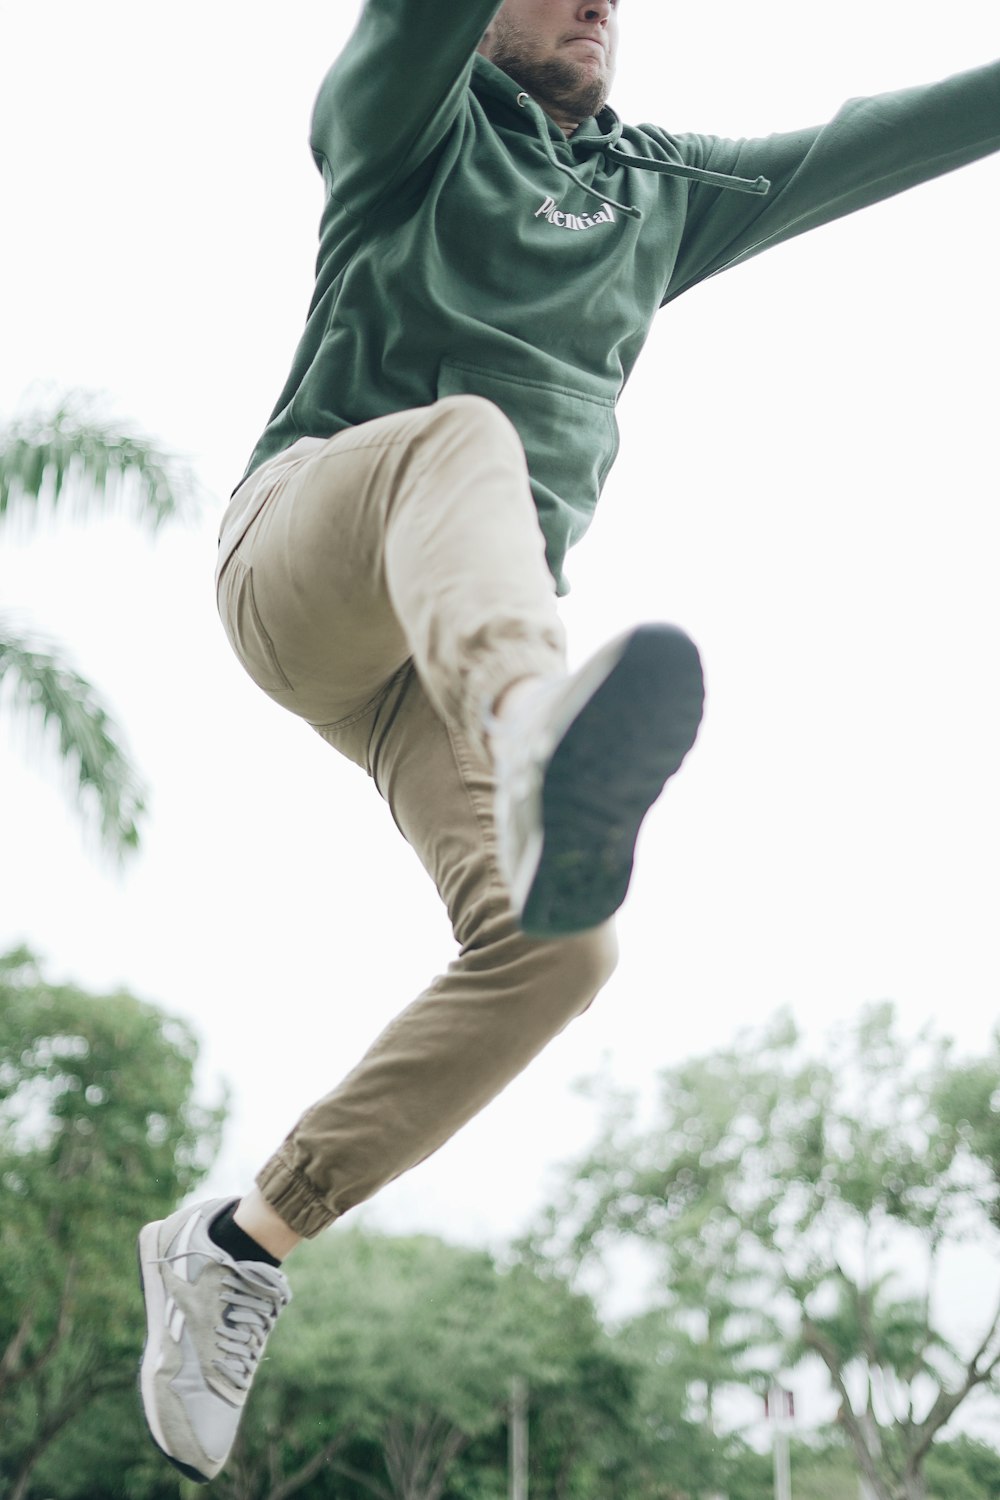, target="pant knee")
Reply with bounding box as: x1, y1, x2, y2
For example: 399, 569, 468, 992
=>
459, 905, 618, 1019
548, 920, 619, 1018
432, 393, 525, 461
